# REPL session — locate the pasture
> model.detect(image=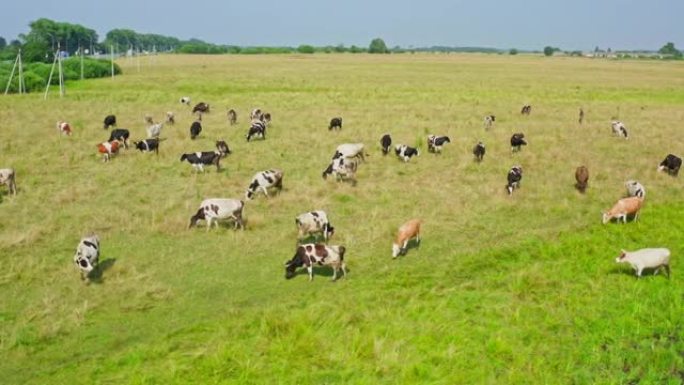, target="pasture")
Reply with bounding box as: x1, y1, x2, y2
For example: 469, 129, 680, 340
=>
0, 53, 683, 384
